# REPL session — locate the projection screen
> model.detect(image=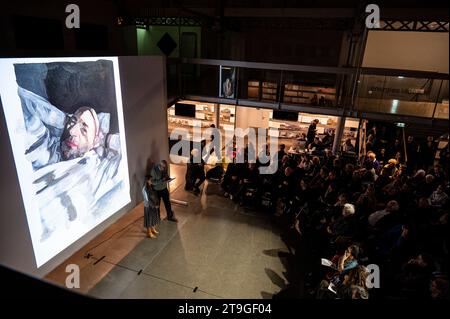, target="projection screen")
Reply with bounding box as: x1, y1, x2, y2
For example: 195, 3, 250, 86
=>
0, 57, 130, 267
